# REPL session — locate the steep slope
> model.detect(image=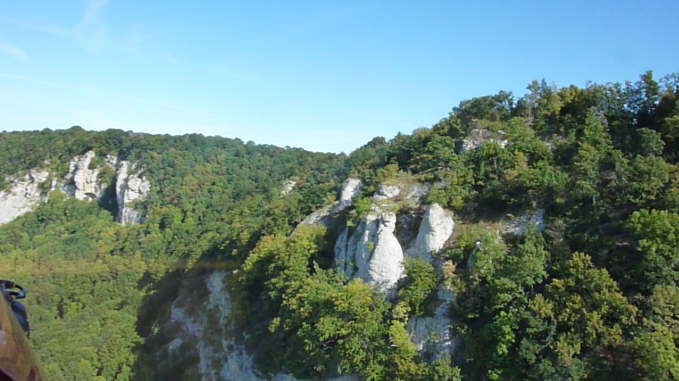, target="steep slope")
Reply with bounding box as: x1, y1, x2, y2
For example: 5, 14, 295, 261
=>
0, 128, 345, 381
